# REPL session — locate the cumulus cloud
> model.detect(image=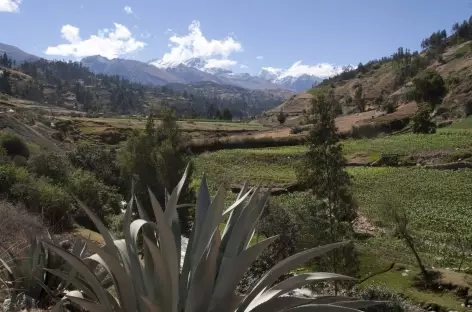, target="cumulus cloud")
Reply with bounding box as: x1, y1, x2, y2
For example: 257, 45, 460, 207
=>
263, 61, 345, 79
256, 55, 263, 60
45, 23, 146, 59
0, 0, 21, 12
204, 59, 237, 69
240, 64, 249, 69
152, 20, 242, 68
123, 6, 133, 15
